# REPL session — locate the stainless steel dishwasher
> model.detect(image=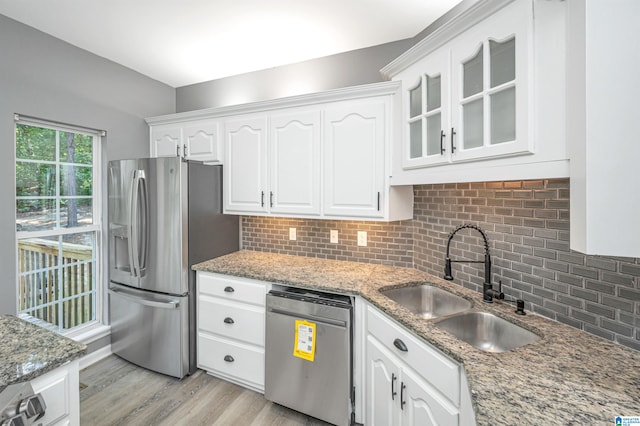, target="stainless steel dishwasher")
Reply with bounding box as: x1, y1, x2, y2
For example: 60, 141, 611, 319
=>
265, 287, 353, 426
